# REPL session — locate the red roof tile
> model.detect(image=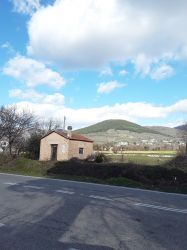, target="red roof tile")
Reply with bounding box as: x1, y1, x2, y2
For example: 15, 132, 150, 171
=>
42, 130, 93, 143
